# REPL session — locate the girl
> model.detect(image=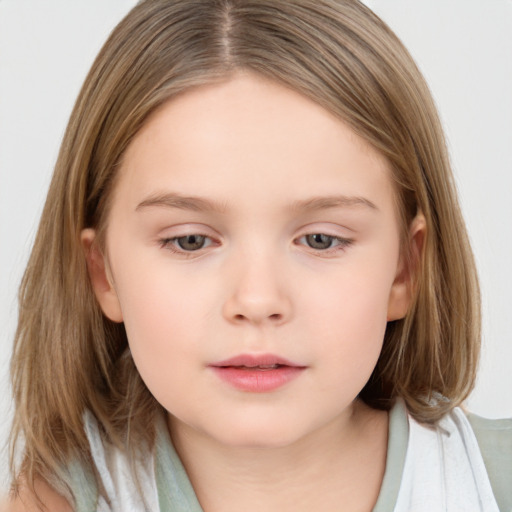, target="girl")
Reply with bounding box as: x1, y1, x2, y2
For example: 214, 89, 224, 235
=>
6, 1, 511, 511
